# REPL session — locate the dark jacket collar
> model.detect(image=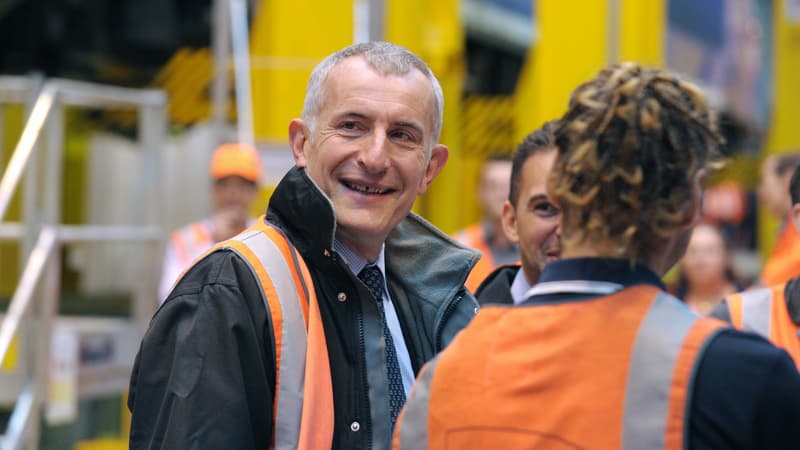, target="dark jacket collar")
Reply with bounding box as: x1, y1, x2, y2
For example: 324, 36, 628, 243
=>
539, 257, 666, 291
266, 167, 337, 268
